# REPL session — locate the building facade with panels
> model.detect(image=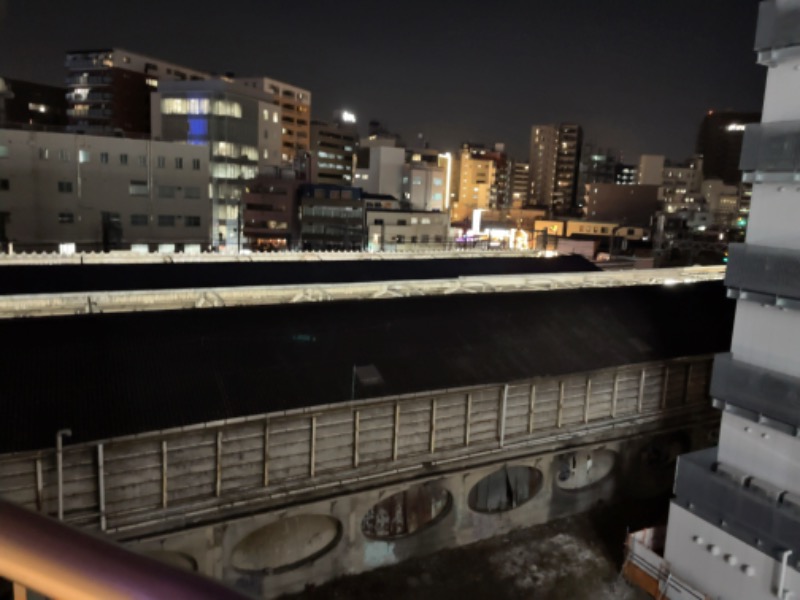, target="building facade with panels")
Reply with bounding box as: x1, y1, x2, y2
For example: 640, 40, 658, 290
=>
662, 3, 800, 598
0, 129, 210, 252
152, 79, 282, 250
